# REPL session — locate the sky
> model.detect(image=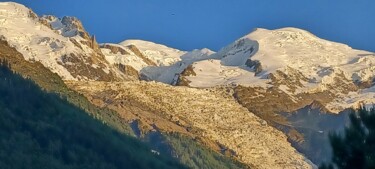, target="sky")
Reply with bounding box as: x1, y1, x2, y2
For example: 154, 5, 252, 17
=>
5, 0, 375, 52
